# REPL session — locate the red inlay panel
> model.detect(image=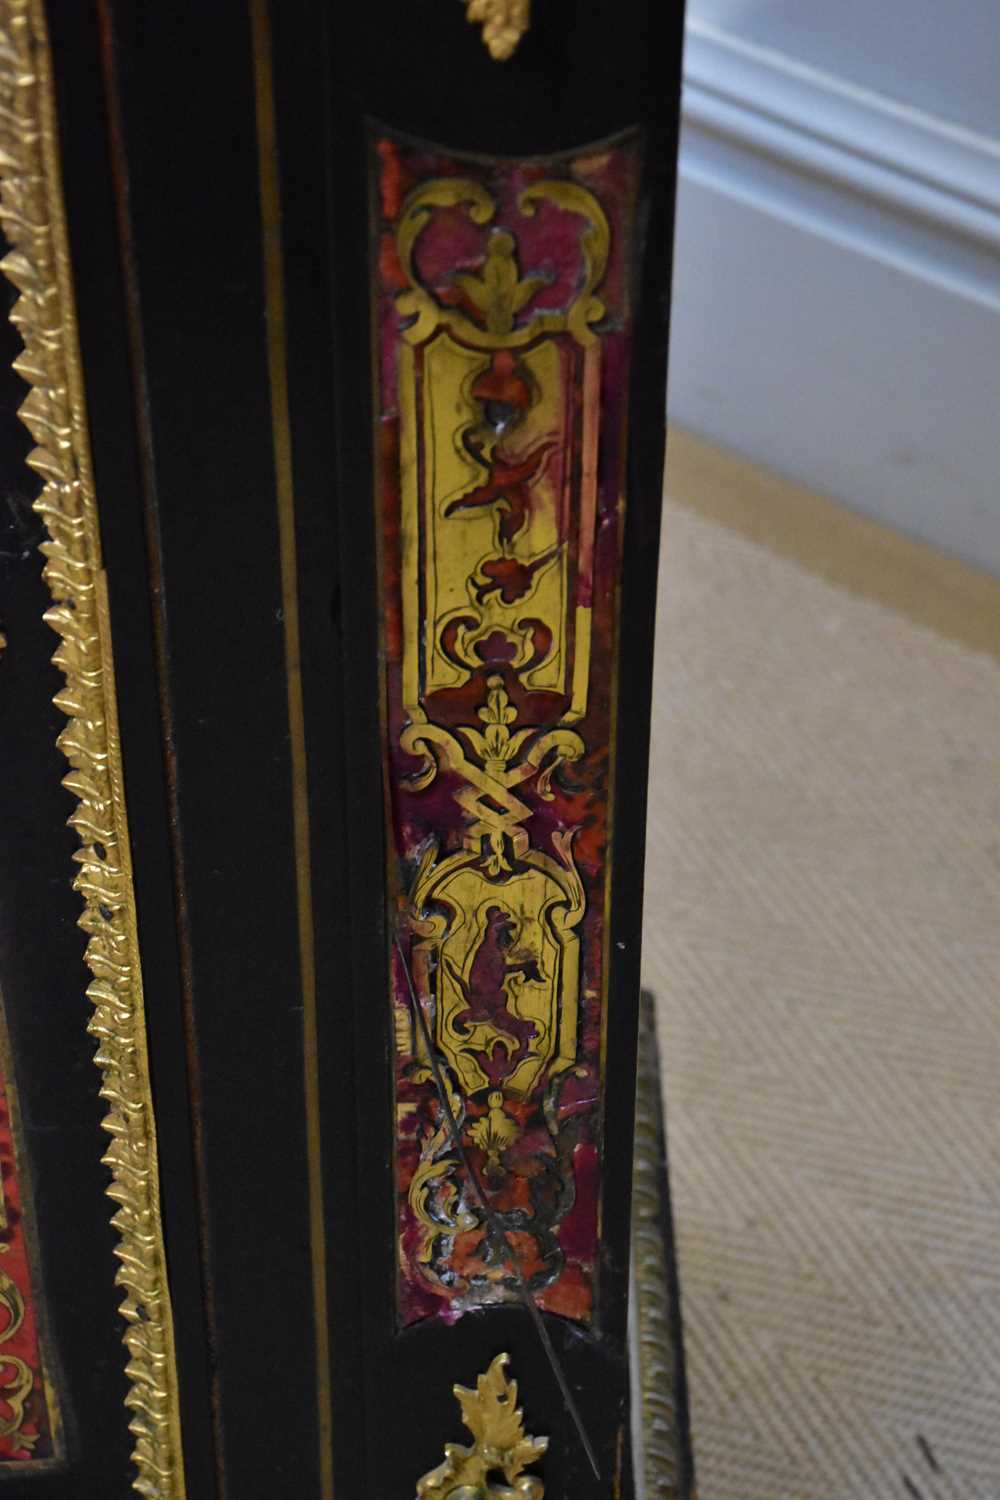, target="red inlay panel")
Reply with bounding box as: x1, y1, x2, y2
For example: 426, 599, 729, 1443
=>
0, 1032, 58, 1460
